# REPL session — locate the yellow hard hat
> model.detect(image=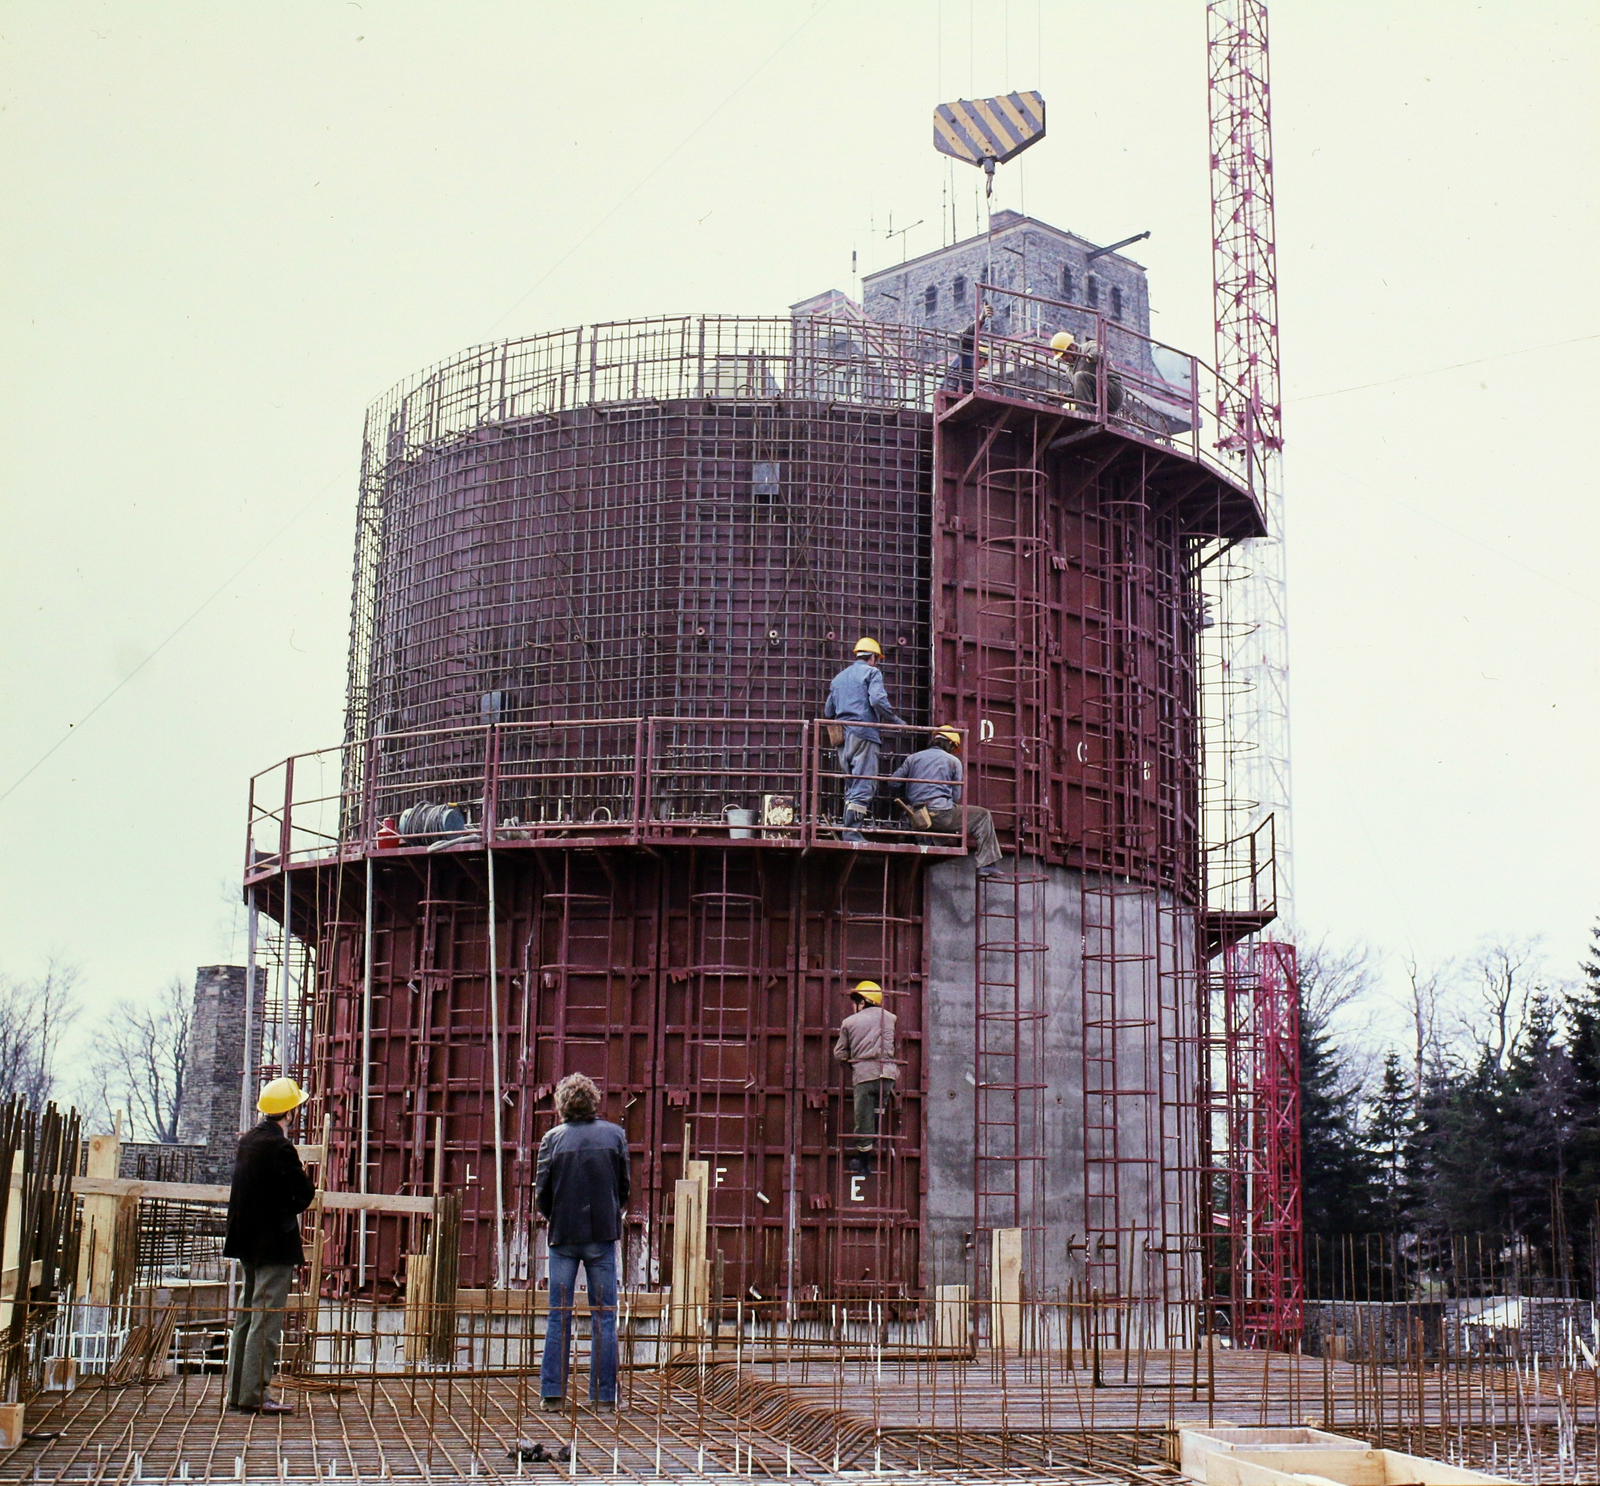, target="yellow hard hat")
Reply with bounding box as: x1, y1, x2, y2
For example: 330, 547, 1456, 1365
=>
851, 980, 883, 1005
1050, 331, 1077, 355
933, 726, 962, 750
257, 1077, 310, 1116
853, 637, 883, 658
